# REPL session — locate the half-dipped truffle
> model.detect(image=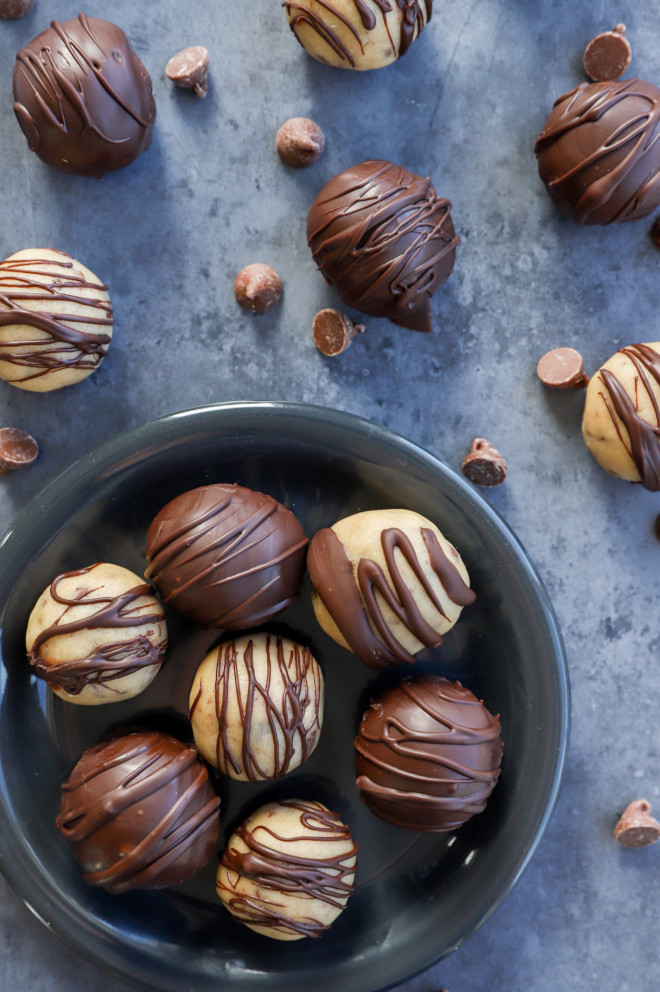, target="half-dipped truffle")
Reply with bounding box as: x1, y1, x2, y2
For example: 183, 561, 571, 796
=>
307, 508, 475, 669
145, 484, 308, 629
307, 160, 458, 332
355, 674, 503, 831
13, 13, 156, 177
56, 730, 220, 892
535, 78, 660, 224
